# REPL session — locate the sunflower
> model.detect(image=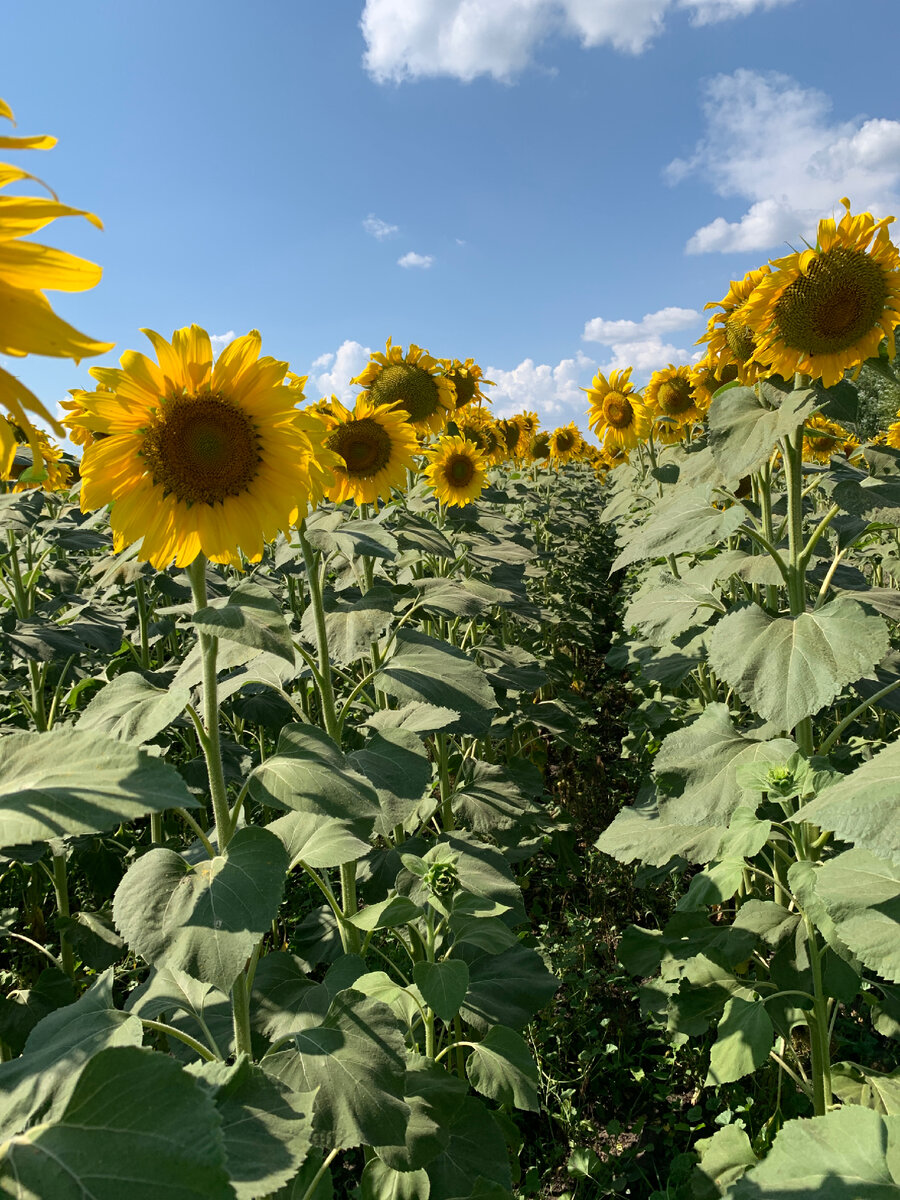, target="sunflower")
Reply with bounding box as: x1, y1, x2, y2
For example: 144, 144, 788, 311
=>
548, 423, 581, 464
353, 339, 455, 434
441, 358, 493, 409
527, 431, 552, 463
519, 411, 540, 438
742, 200, 900, 388
644, 365, 702, 425
602, 444, 630, 469
651, 414, 687, 446
583, 367, 649, 451
801, 415, 854, 463
0, 98, 112, 473
73, 326, 329, 569
60, 385, 108, 448
2, 417, 71, 492
321, 393, 418, 506
689, 359, 739, 413
698, 268, 770, 386
884, 422, 900, 451
425, 435, 487, 507
496, 416, 525, 461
